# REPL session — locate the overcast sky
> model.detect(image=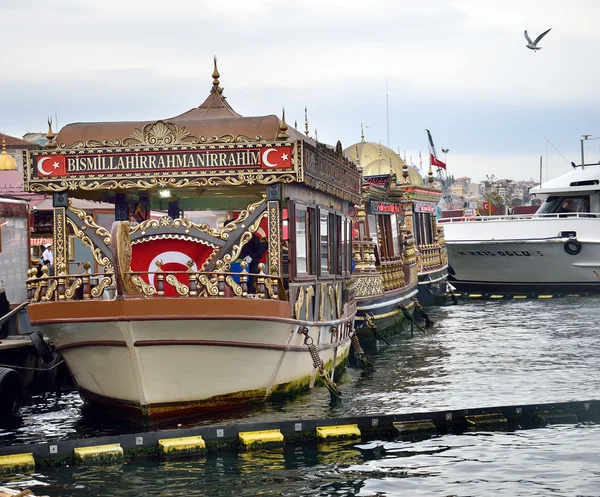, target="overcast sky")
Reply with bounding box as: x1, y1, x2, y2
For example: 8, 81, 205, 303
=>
3, 0, 600, 182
